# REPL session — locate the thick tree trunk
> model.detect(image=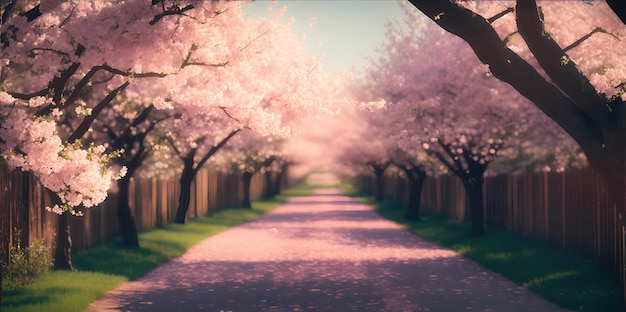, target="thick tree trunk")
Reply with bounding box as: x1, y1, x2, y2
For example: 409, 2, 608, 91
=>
54, 213, 72, 270
175, 162, 194, 224
463, 176, 485, 237
116, 177, 139, 248
408, 0, 625, 303
242, 172, 253, 209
